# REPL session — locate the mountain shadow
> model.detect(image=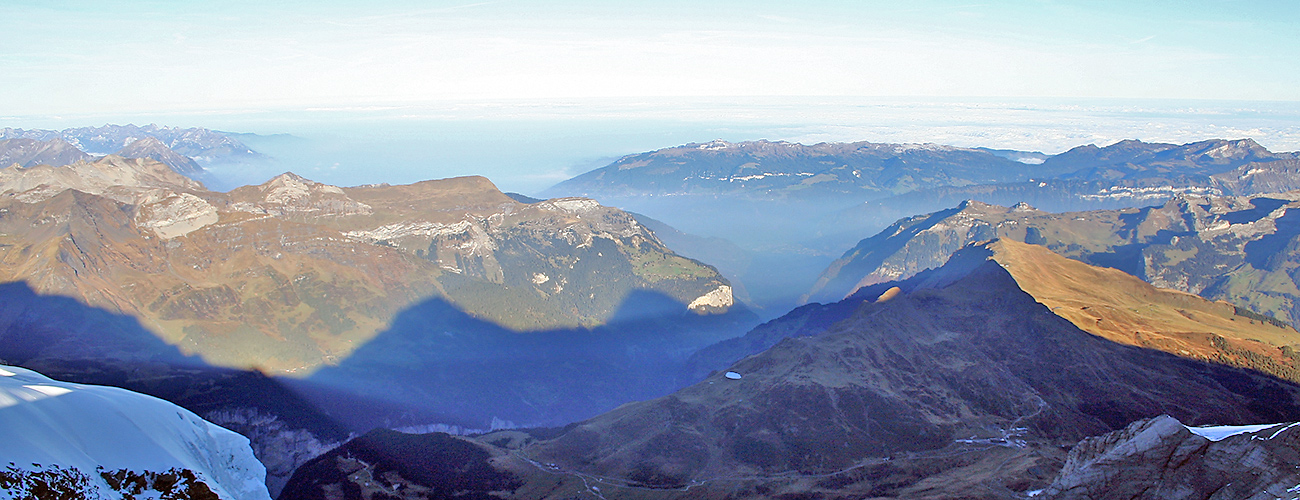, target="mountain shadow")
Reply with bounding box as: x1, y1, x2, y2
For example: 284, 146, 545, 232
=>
1244, 207, 1300, 270
297, 289, 758, 431
0, 280, 351, 496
